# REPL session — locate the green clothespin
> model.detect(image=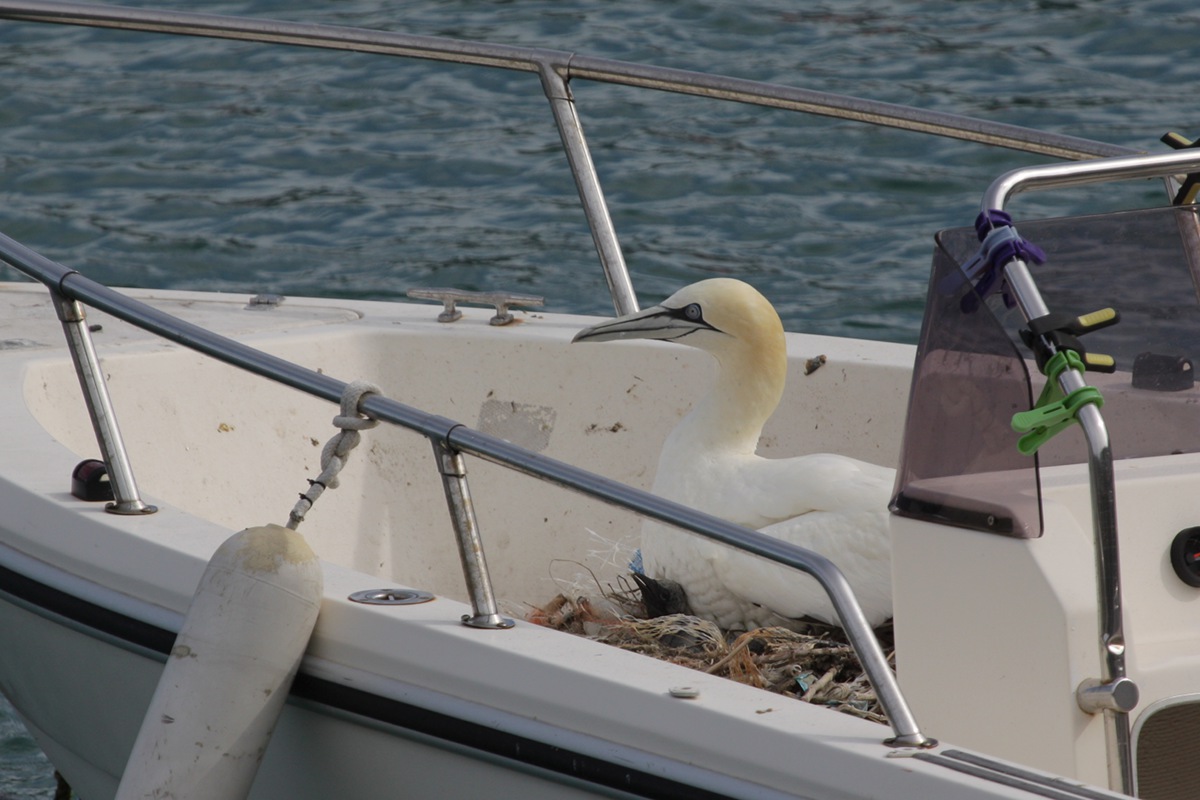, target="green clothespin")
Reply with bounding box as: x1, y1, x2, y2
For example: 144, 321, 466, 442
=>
1011, 350, 1105, 456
